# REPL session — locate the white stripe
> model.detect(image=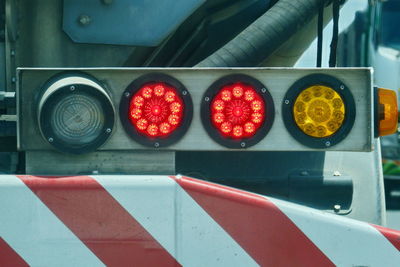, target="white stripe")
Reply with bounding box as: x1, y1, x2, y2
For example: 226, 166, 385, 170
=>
93, 175, 258, 267
269, 198, 400, 267
0, 175, 105, 267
